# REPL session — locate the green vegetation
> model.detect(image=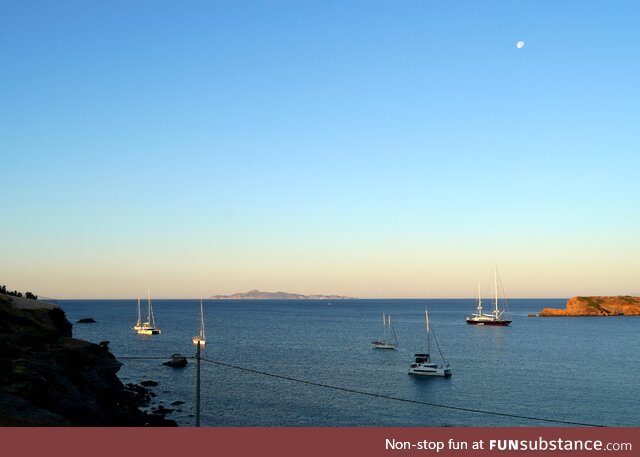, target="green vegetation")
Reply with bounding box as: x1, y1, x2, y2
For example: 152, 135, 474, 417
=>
577, 296, 605, 312
0, 285, 38, 300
